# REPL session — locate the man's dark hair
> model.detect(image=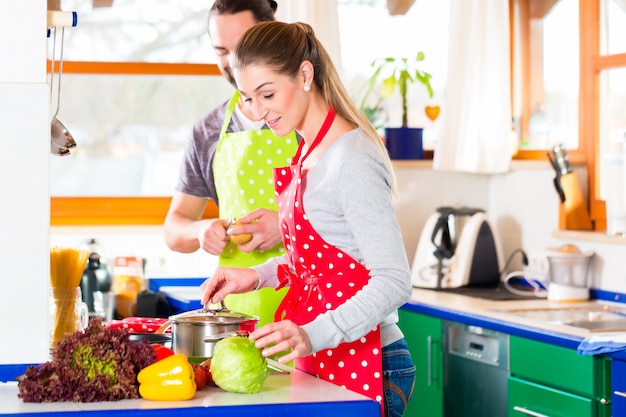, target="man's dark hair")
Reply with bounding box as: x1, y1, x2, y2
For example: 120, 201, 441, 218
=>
209, 0, 278, 22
